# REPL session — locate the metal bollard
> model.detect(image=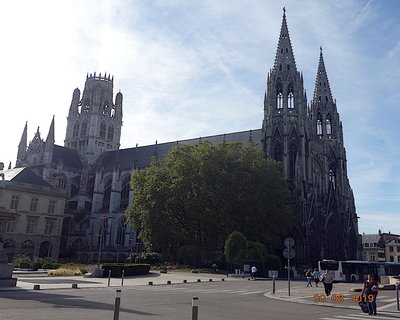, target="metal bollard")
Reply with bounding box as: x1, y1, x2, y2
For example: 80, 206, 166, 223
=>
121, 270, 124, 287
191, 297, 199, 320
396, 283, 399, 311
108, 270, 111, 287
113, 289, 122, 320
272, 275, 276, 294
